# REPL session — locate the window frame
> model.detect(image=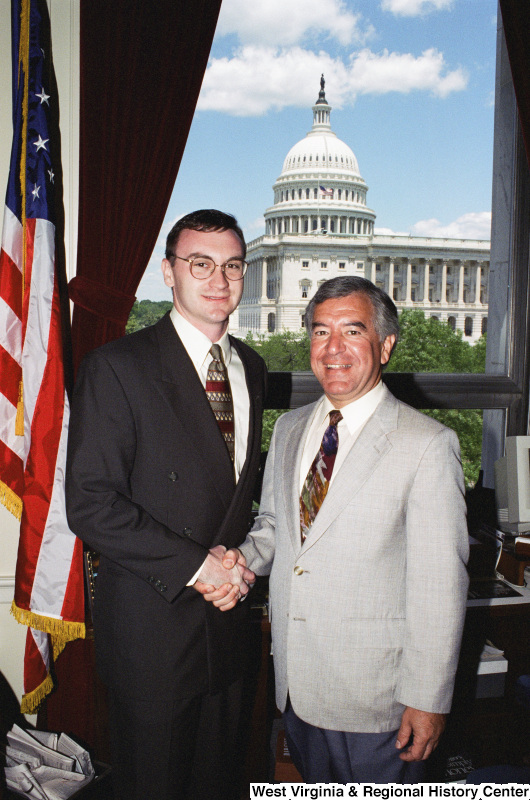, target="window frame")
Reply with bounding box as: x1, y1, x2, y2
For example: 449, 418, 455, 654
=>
264, 16, 530, 488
